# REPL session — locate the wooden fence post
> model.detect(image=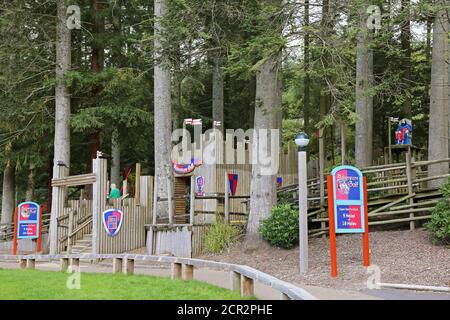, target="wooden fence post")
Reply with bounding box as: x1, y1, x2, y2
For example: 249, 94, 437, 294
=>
171, 262, 182, 279
124, 258, 134, 275
406, 148, 415, 230
113, 257, 123, 273
241, 275, 254, 297
19, 259, 27, 269
26, 259, 35, 269
135, 163, 141, 205
229, 271, 241, 292
190, 175, 195, 225
183, 264, 194, 280
224, 171, 229, 223
60, 258, 69, 272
